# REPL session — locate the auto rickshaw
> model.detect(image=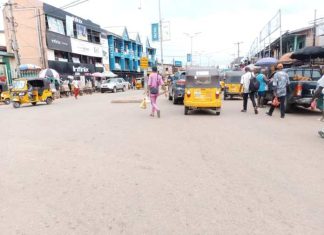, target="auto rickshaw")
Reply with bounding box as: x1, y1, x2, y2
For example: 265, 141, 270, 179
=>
184, 68, 222, 115
0, 82, 11, 105
223, 71, 244, 100
11, 78, 53, 108
136, 78, 143, 89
